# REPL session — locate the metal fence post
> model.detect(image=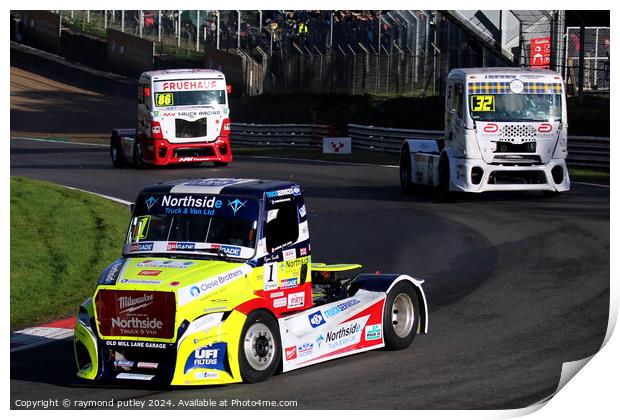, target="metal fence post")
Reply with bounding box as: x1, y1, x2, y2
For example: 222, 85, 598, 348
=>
121, 10, 124, 32
196, 10, 200, 51
158, 10, 161, 43
177, 10, 181, 48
